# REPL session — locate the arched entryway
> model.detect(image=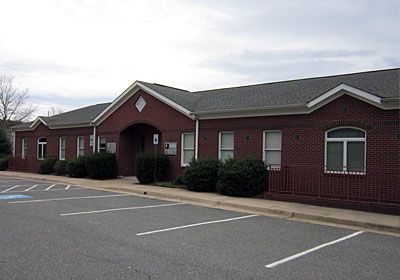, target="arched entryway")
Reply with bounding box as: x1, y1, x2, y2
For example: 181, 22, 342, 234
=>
118, 123, 162, 176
